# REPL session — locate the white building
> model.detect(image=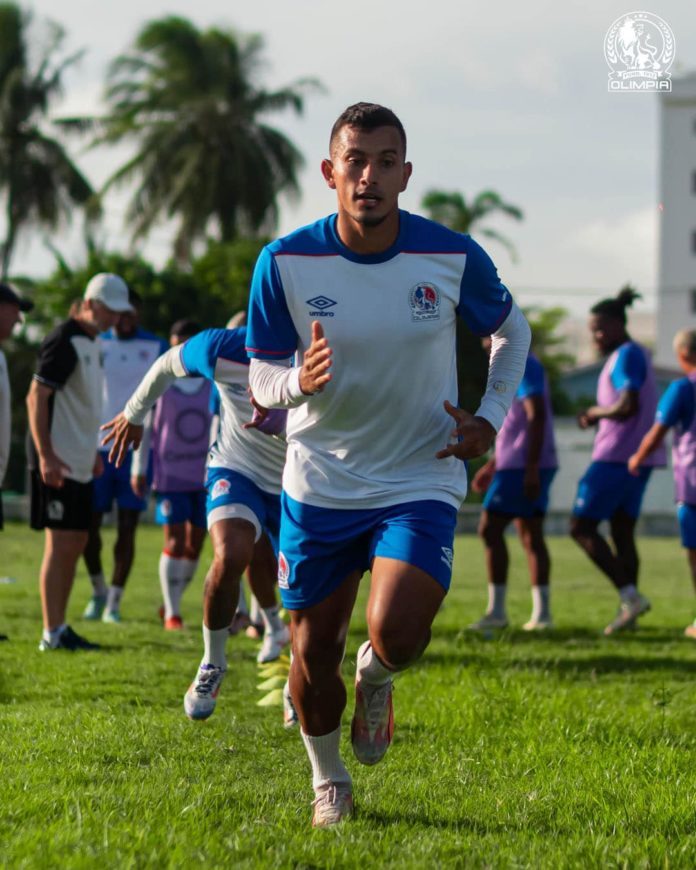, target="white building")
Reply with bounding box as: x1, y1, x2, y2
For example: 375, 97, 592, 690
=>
655, 71, 696, 367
